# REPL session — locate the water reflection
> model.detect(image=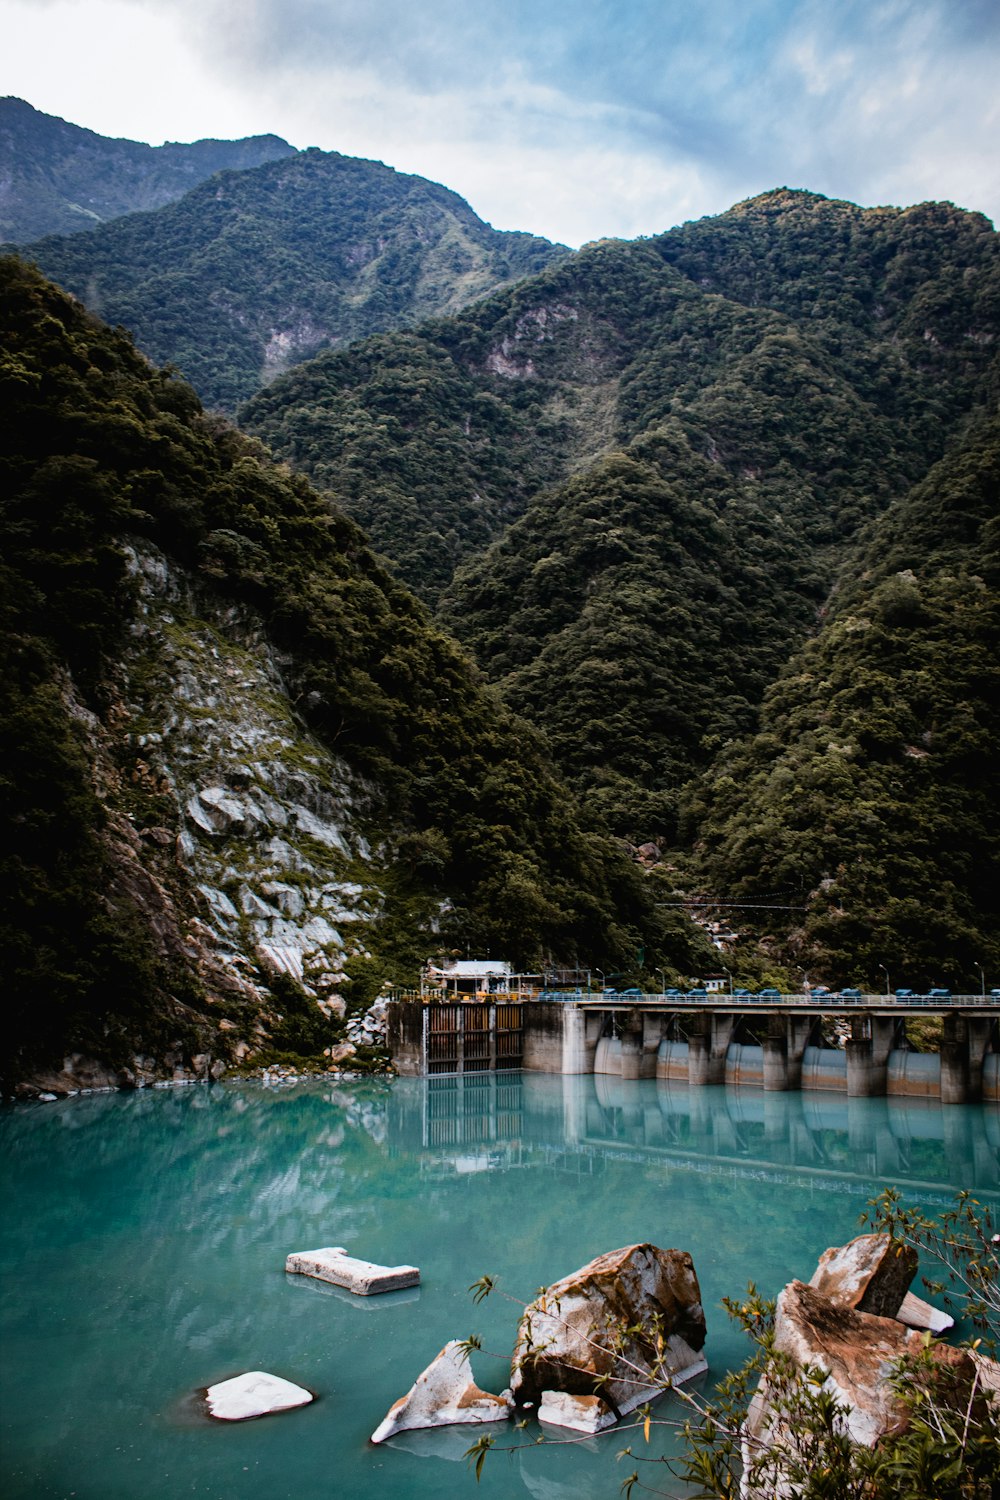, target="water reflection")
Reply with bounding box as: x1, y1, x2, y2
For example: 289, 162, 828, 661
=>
1, 1075, 997, 1500
400, 1072, 1000, 1201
